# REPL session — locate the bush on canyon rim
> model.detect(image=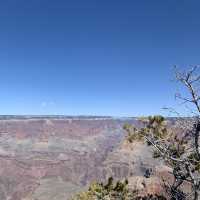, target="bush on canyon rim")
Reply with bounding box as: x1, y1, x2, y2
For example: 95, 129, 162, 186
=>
71, 177, 166, 200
